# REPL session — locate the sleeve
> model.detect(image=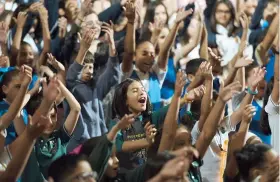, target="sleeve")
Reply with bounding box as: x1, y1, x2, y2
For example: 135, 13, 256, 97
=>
191, 121, 201, 145
66, 61, 83, 90
151, 105, 169, 129
265, 95, 279, 115
58, 125, 71, 145
250, 0, 267, 29
87, 135, 113, 179
109, 120, 124, 152
96, 56, 121, 100
152, 63, 167, 88
98, 3, 123, 24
